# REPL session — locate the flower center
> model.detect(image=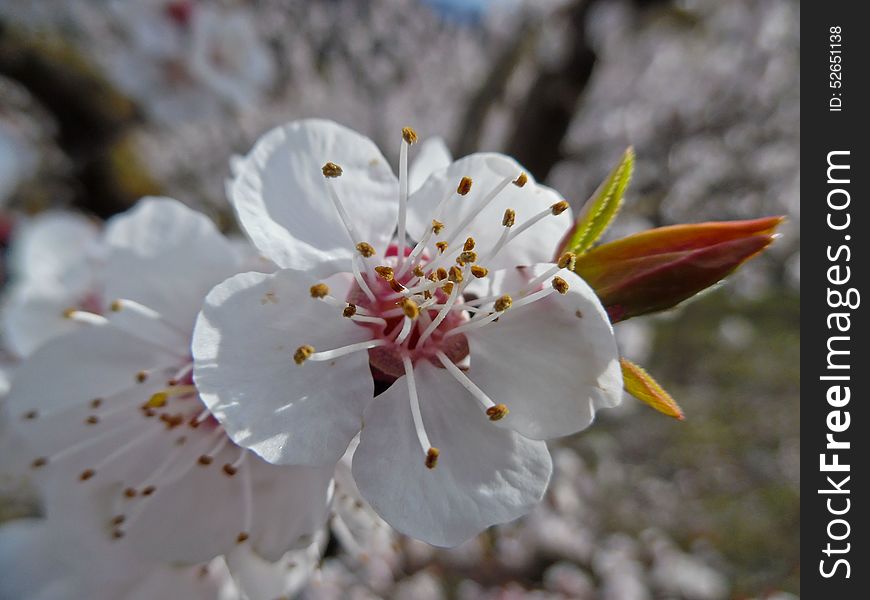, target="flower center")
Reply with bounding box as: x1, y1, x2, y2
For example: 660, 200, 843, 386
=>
295, 127, 576, 468
26, 300, 255, 545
